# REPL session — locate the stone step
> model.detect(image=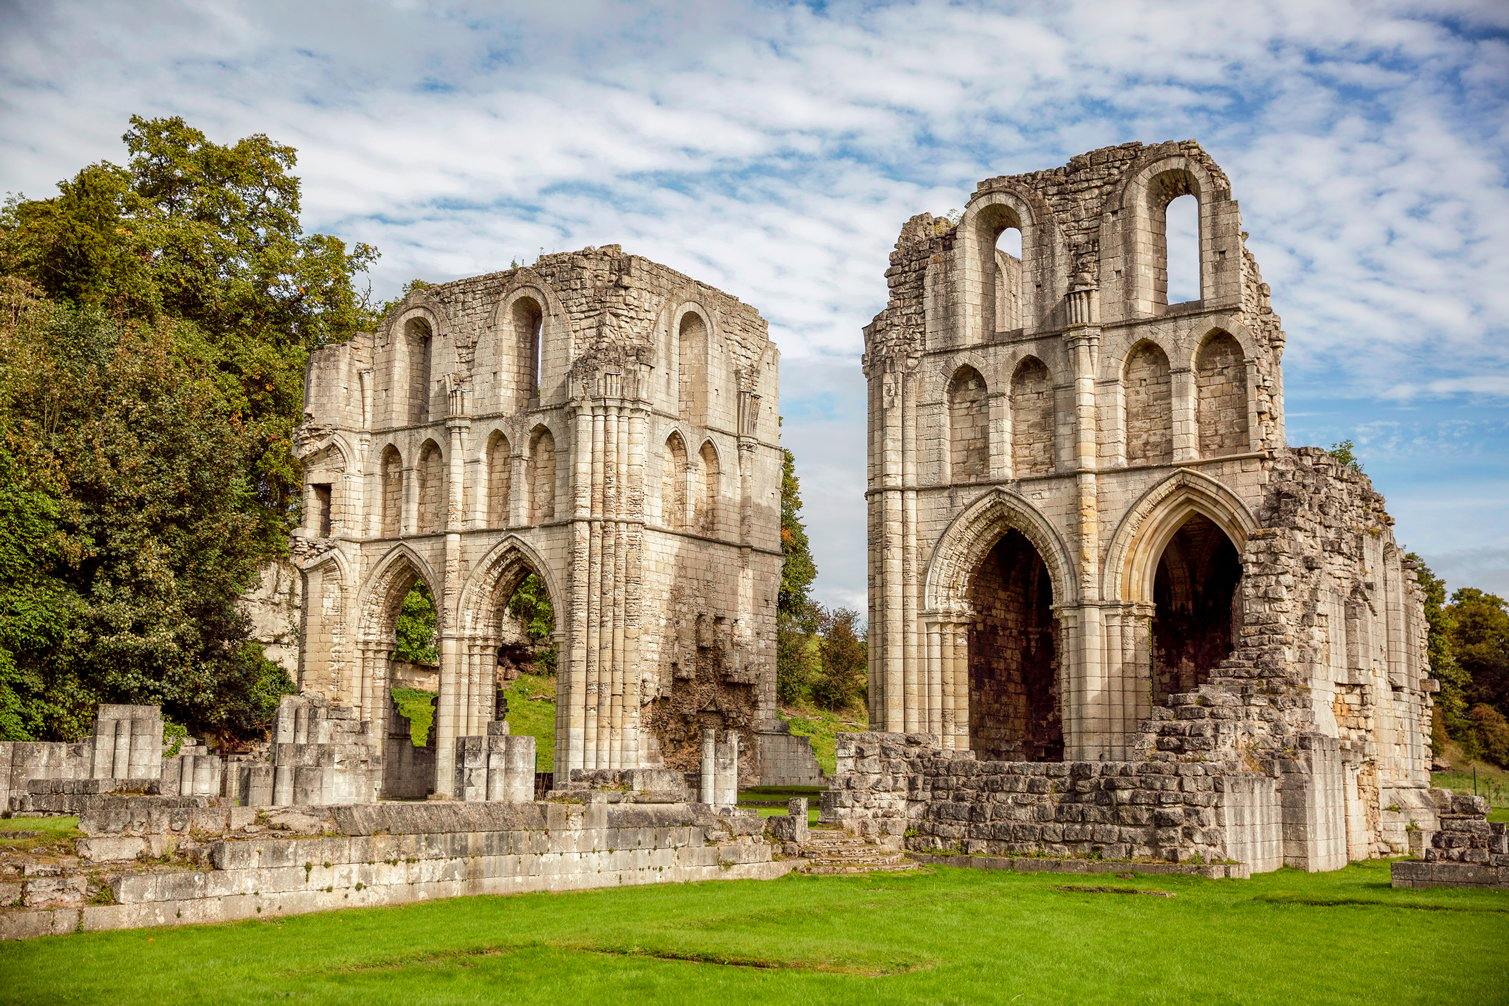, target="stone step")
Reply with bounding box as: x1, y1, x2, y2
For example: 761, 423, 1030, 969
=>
800, 845, 894, 862
800, 859, 918, 875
